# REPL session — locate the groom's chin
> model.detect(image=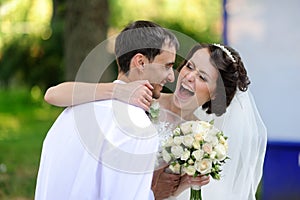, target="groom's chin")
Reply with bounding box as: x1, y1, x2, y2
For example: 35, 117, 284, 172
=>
151, 83, 162, 99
